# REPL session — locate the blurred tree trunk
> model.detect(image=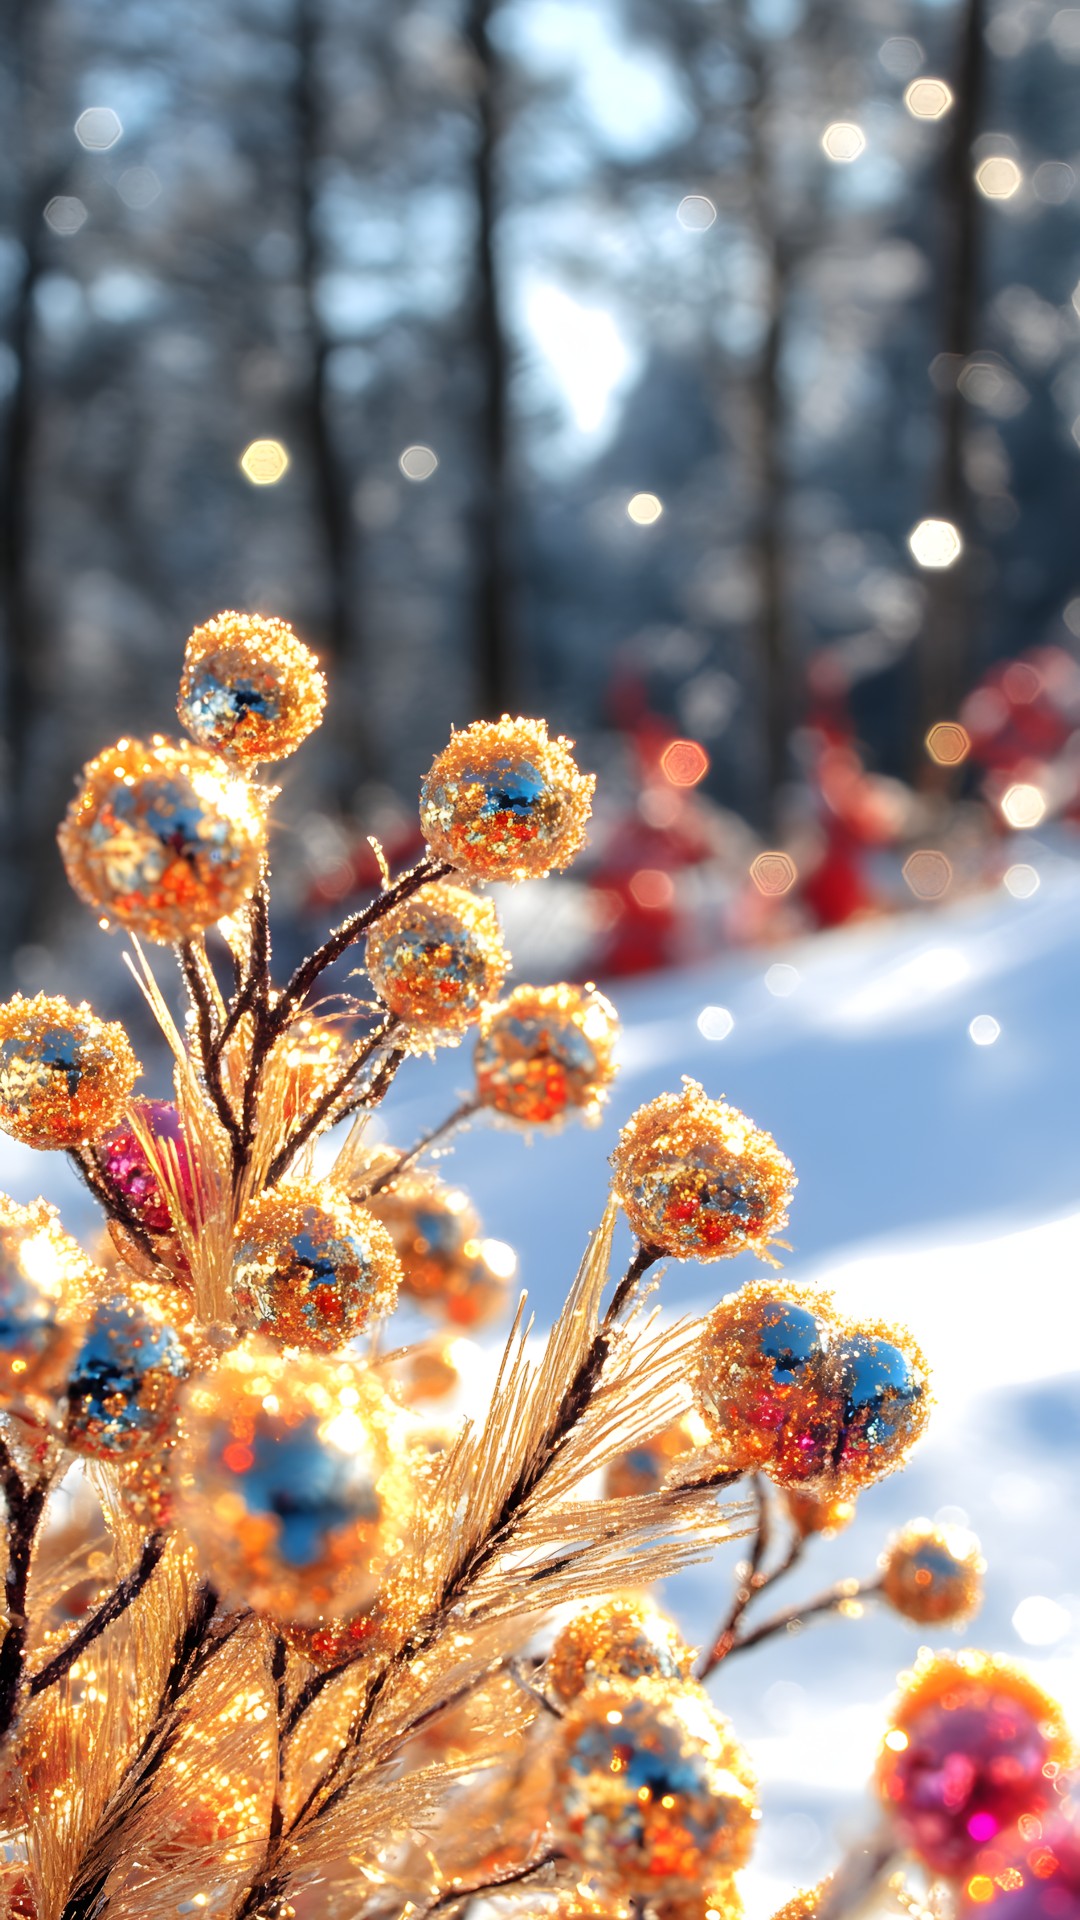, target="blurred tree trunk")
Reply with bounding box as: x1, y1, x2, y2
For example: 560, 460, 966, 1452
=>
292, 0, 373, 777
742, 16, 794, 832
915, 0, 986, 770
464, 0, 515, 716
0, 0, 59, 976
